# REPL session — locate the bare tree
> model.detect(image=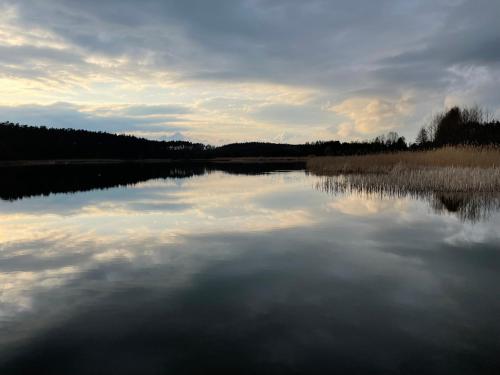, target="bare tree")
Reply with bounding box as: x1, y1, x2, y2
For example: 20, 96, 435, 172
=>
415, 126, 429, 145
386, 132, 399, 145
